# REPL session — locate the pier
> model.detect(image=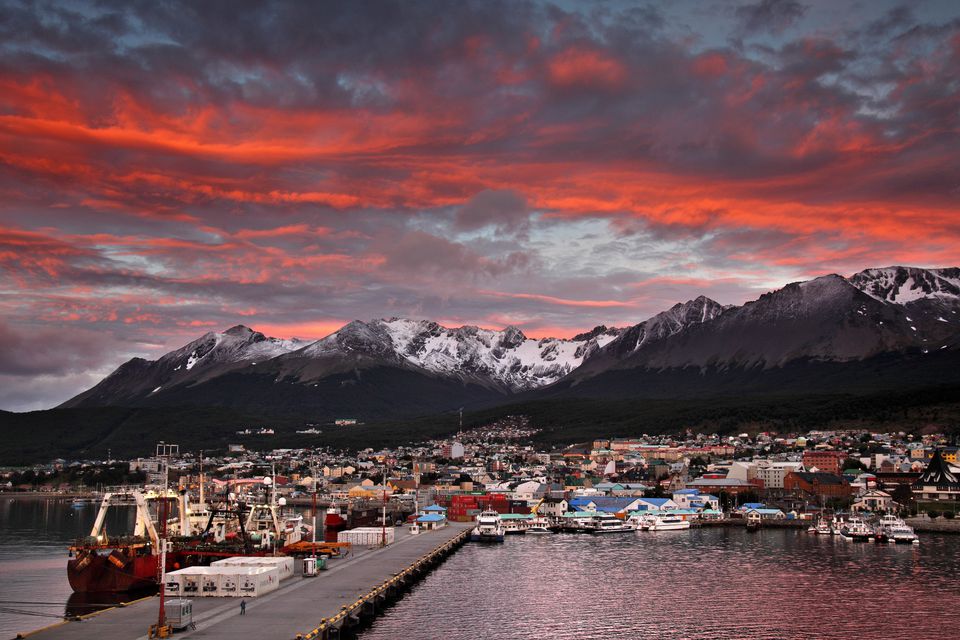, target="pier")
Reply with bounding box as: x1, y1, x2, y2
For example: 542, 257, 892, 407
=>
17, 524, 471, 640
